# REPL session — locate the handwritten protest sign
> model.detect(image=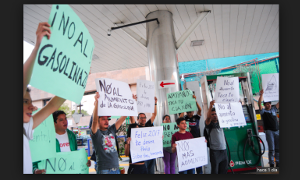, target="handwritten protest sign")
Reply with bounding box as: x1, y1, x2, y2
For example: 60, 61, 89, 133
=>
167, 89, 197, 114
130, 126, 163, 163
214, 76, 240, 103
29, 108, 56, 162
136, 79, 155, 113
161, 122, 189, 147
29, 4, 95, 104
261, 73, 279, 102
176, 137, 208, 172
215, 102, 246, 128
37, 148, 88, 174
95, 78, 138, 116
